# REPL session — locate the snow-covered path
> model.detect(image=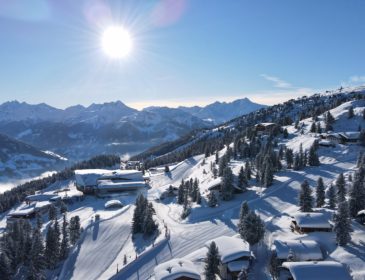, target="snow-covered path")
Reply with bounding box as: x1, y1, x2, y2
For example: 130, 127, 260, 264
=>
60, 207, 133, 280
